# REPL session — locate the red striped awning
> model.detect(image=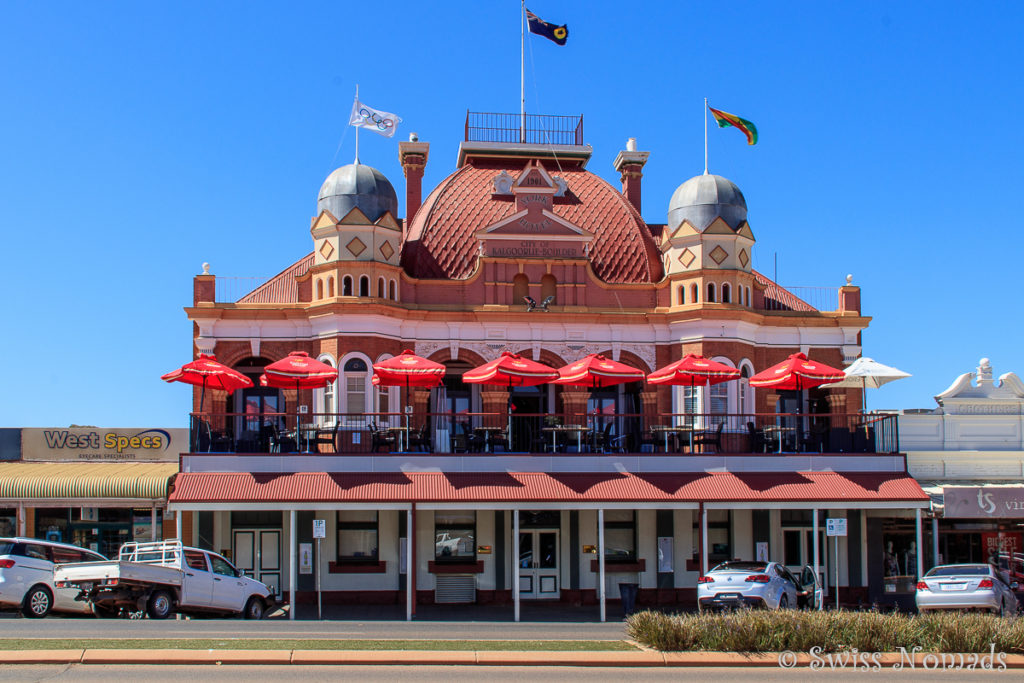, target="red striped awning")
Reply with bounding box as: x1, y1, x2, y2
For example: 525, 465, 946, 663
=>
169, 471, 928, 505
